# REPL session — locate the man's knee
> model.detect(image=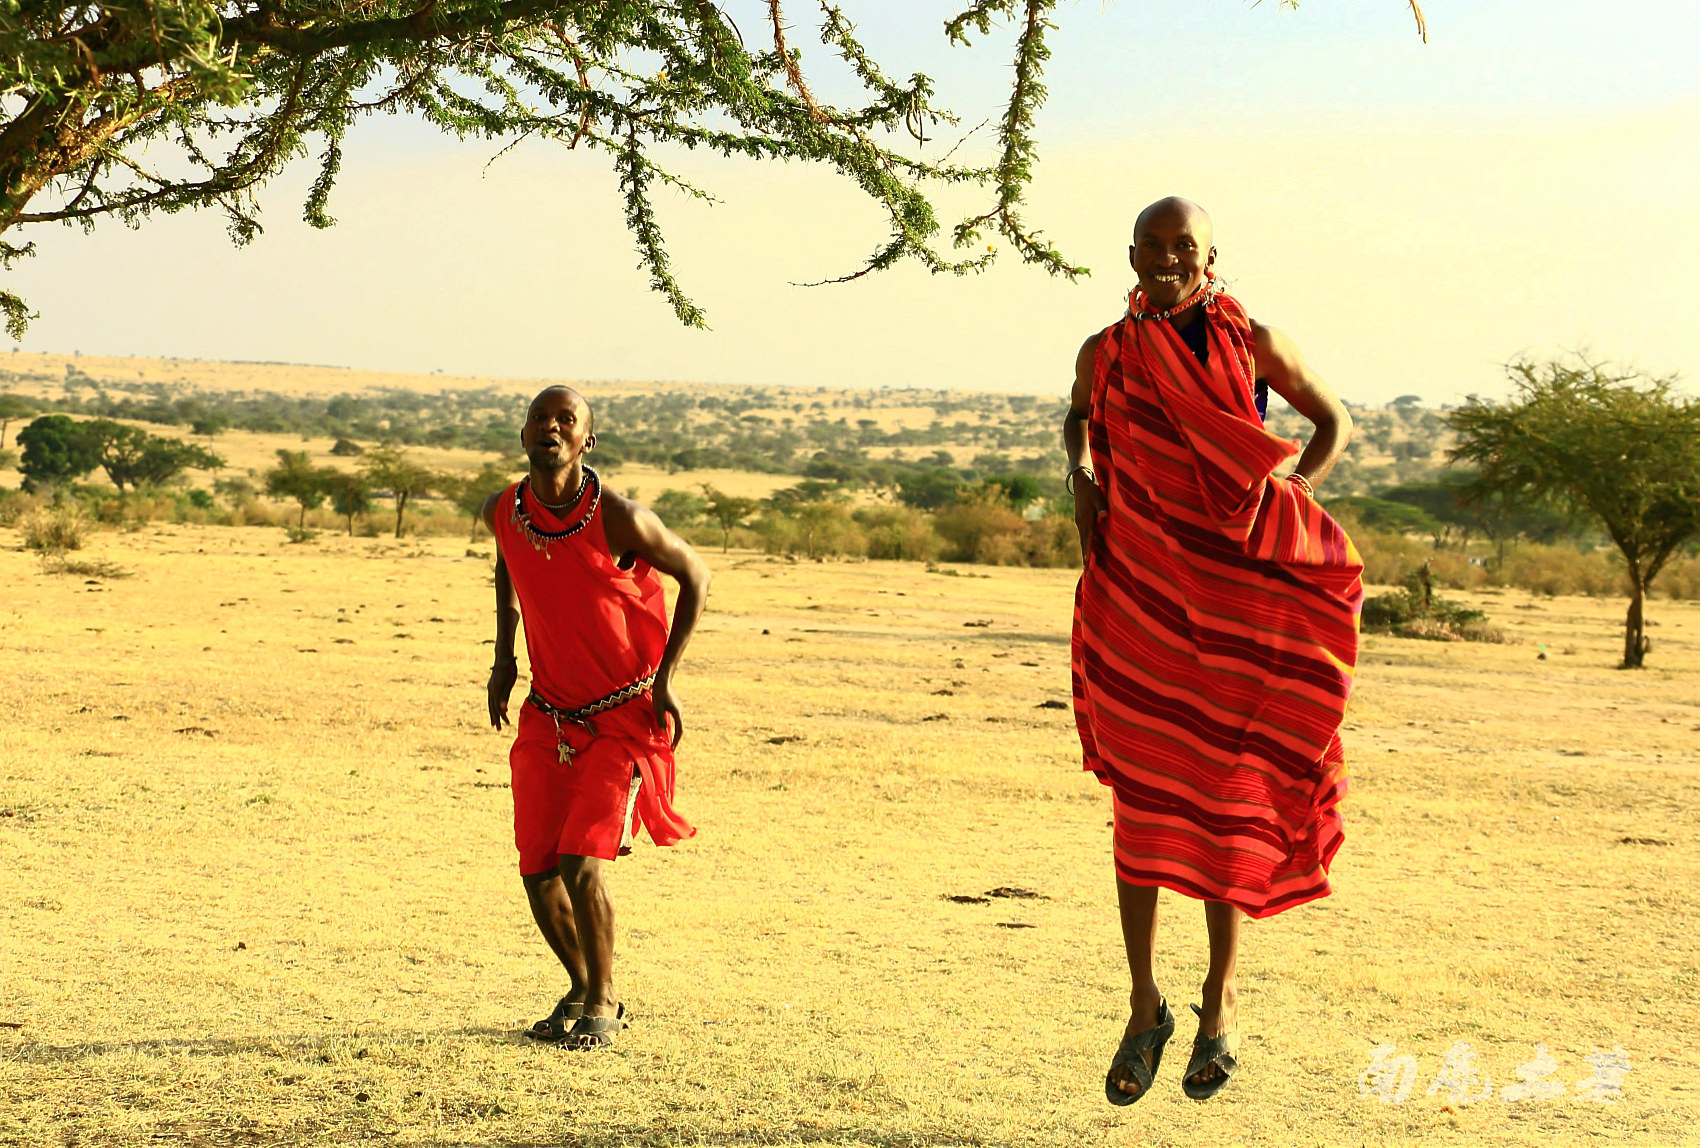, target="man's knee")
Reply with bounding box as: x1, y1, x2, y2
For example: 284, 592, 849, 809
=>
556, 853, 604, 891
